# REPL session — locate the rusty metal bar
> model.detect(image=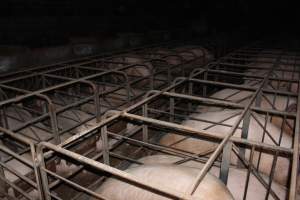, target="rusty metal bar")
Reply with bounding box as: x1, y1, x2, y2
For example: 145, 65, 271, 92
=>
289, 80, 300, 199
37, 142, 196, 200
